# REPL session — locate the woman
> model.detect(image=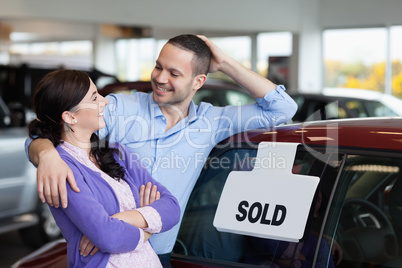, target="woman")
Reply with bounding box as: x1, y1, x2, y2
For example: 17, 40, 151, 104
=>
28, 69, 180, 267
